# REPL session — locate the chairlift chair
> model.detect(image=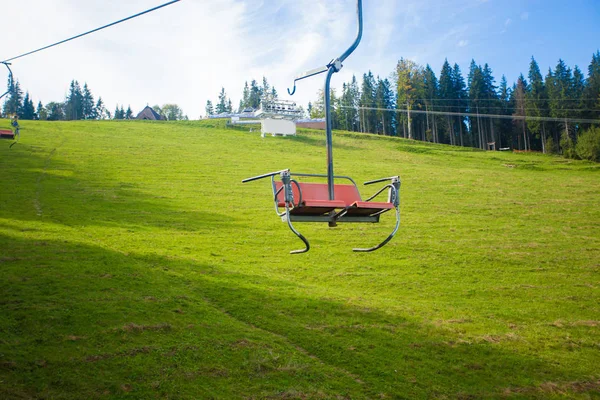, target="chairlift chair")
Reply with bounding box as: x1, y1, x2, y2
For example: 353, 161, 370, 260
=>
0, 62, 19, 143
243, 0, 402, 254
